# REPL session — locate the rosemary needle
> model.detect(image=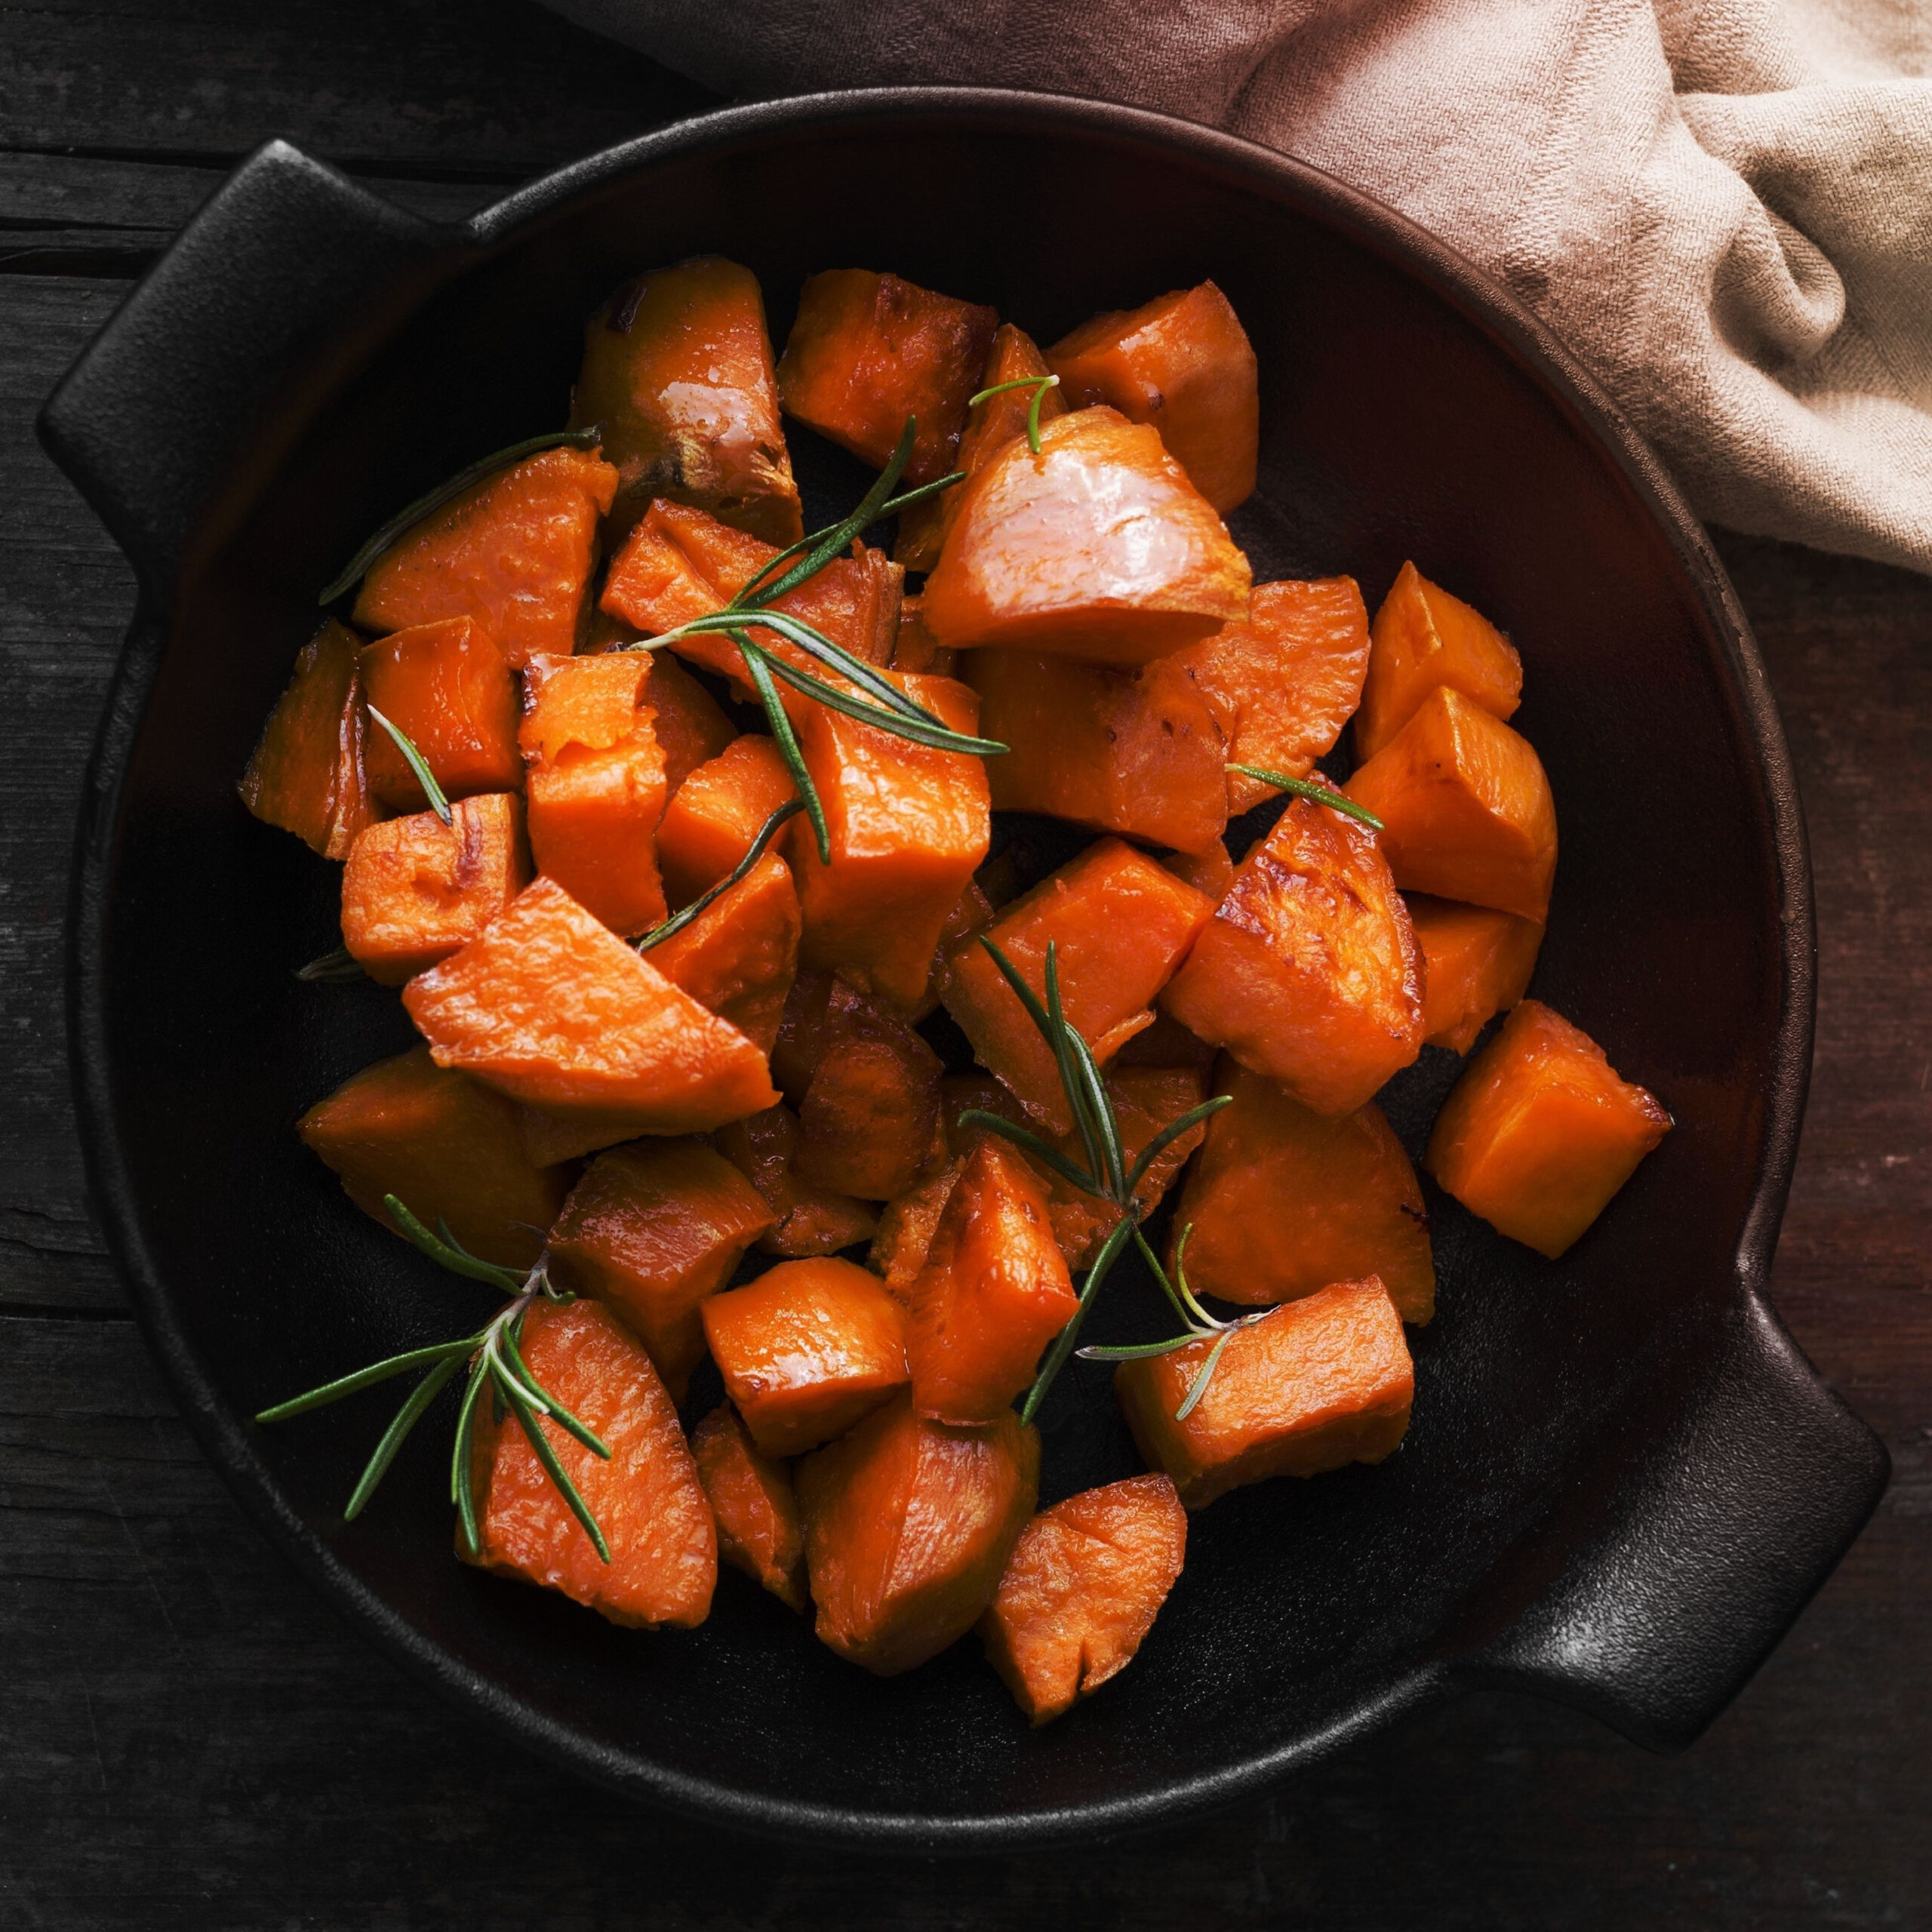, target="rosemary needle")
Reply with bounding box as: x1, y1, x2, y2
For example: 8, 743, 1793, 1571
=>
1228, 761, 1384, 832
967, 373, 1061, 454
367, 706, 454, 825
